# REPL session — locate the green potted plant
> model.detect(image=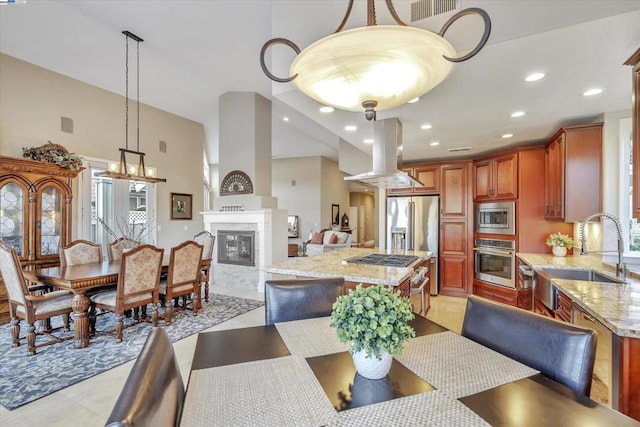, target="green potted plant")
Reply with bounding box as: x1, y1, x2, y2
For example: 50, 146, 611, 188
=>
330, 283, 415, 379
546, 232, 574, 257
